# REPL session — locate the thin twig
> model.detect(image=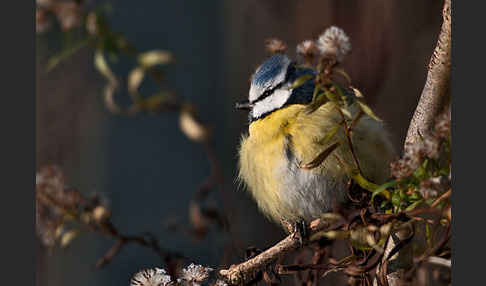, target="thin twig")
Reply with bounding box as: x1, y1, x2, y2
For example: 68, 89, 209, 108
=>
37, 188, 183, 268
336, 107, 362, 173
426, 256, 451, 268
430, 189, 451, 208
